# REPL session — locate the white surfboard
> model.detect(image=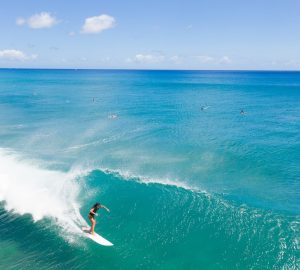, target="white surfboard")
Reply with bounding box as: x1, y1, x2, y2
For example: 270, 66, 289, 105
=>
82, 227, 113, 246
